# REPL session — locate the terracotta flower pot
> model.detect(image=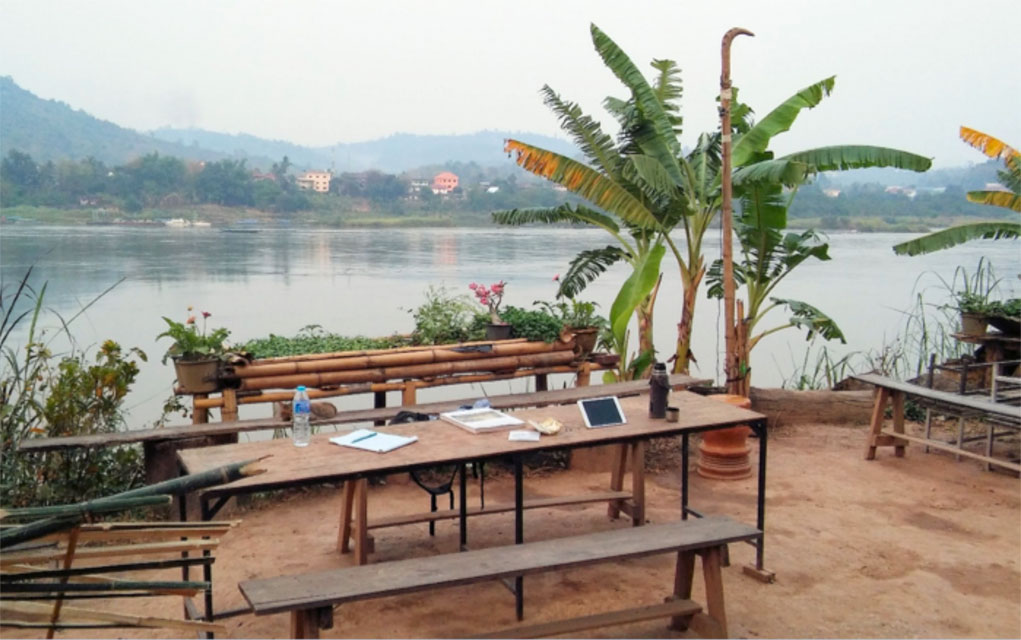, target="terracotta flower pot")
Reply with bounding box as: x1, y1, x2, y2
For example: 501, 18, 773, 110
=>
697, 394, 753, 480
568, 327, 599, 359
485, 323, 512, 341
959, 312, 988, 337
173, 357, 221, 394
